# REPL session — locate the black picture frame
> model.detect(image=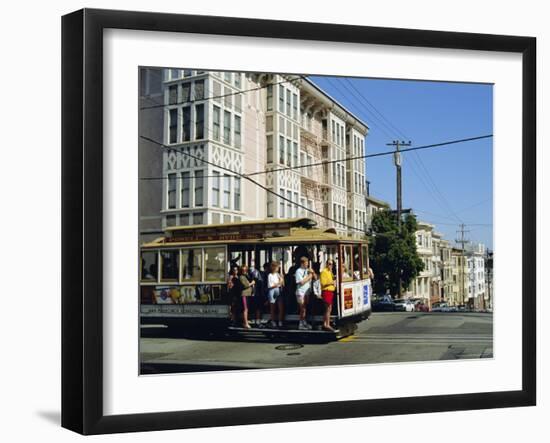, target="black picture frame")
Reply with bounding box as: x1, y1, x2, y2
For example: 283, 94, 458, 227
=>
61, 8, 537, 435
